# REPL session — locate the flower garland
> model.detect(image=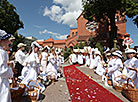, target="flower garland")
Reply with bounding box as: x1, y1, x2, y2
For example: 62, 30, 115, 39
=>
122, 37, 133, 49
